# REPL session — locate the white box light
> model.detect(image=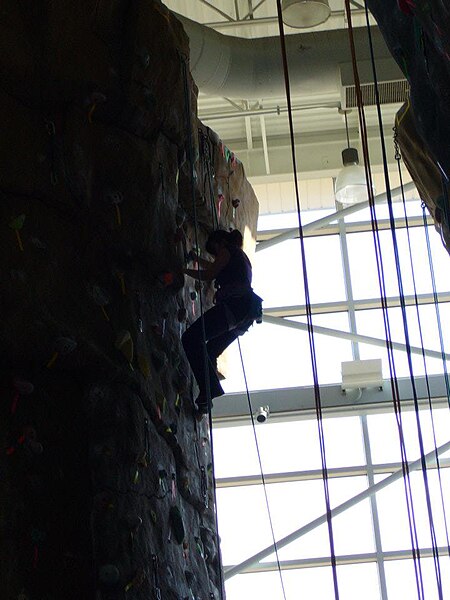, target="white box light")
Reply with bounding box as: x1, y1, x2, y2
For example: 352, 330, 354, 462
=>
341, 359, 383, 392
